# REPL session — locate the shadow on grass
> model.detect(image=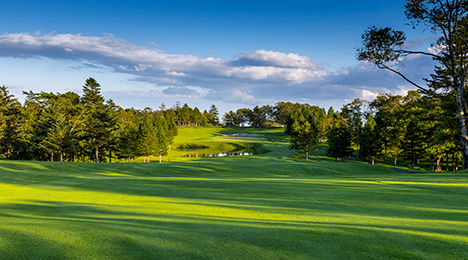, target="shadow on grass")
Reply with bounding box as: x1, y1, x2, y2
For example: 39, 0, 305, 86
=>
1, 200, 467, 259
